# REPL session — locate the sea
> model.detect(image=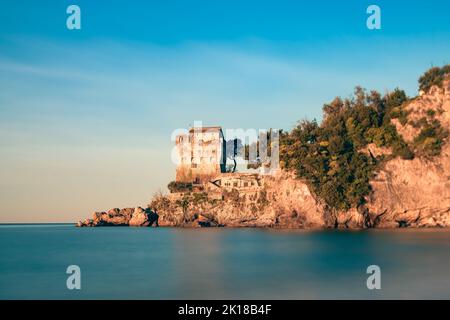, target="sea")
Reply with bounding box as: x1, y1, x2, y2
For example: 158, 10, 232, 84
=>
1, 224, 450, 299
